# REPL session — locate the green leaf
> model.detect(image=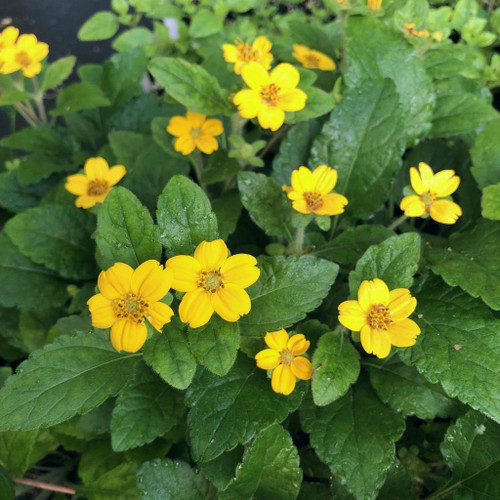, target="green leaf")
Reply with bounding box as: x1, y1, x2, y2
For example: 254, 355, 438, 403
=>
367, 357, 462, 419
0, 467, 14, 500
301, 376, 405, 500
310, 79, 405, 219
17, 153, 74, 186
471, 118, 500, 188
349, 233, 421, 295
0, 125, 74, 156
41, 56, 76, 90
239, 255, 339, 337
0, 232, 68, 311
78, 11, 120, 41
111, 363, 185, 452
285, 87, 335, 124
202, 150, 240, 185
112, 27, 154, 52
52, 83, 111, 116
185, 353, 305, 462
219, 423, 302, 500
94, 187, 162, 269
148, 57, 230, 114
0, 90, 31, 106
156, 175, 218, 256
5, 205, 97, 280
0, 330, 140, 431
143, 319, 197, 390
212, 190, 242, 240
482, 183, 500, 220
311, 331, 360, 406
91, 462, 140, 500
198, 447, 244, 491
137, 459, 216, 500
189, 9, 223, 38
425, 220, 500, 310
440, 411, 500, 498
